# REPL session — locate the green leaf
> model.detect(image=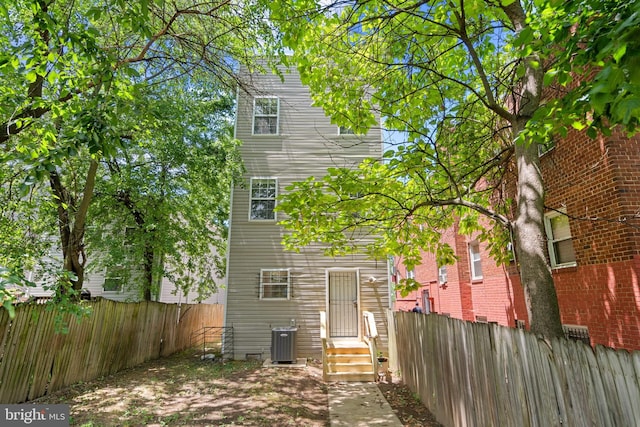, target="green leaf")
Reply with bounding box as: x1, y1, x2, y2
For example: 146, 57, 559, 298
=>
616, 98, 640, 124
2, 300, 15, 319
26, 70, 38, 83
570, 121, 586, 131
613, 44, 627, 63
